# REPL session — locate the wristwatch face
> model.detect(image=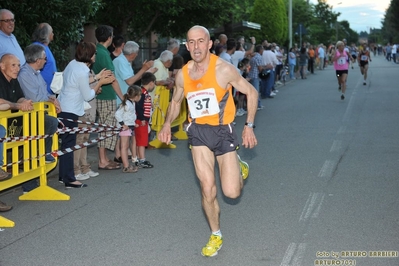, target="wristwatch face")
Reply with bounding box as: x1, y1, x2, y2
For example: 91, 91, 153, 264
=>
245, 122, 254, 128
